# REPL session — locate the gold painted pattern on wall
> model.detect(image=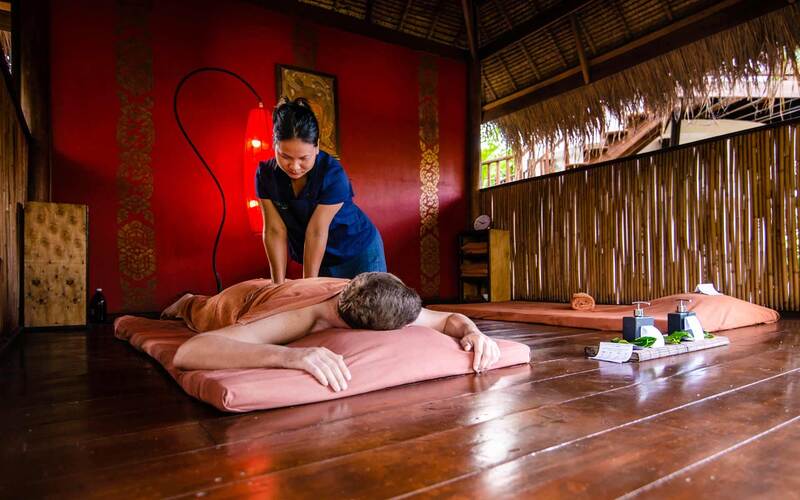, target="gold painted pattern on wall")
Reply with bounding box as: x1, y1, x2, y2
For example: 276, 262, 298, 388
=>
115, 0, 156, 311
418, 55, 440, 297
